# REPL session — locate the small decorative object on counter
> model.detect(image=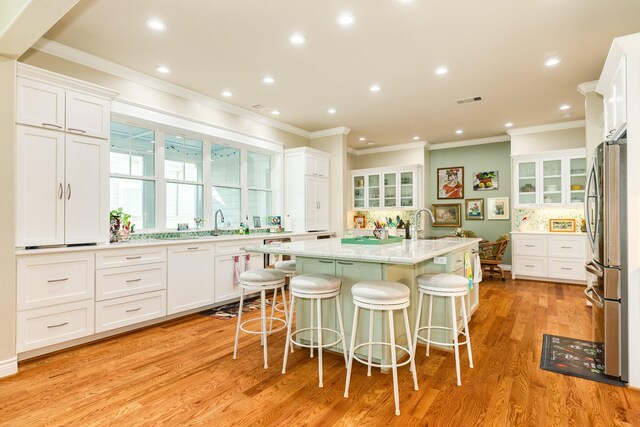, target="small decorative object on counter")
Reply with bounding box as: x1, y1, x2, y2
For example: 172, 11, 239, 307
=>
177, 223, 189, 231
404, 221, 411, 239
581, 219, 586, 232
519, 216, 529, 231
451, 227, 465, 237
109, 207, 133, 242
194, 217, 204, 229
